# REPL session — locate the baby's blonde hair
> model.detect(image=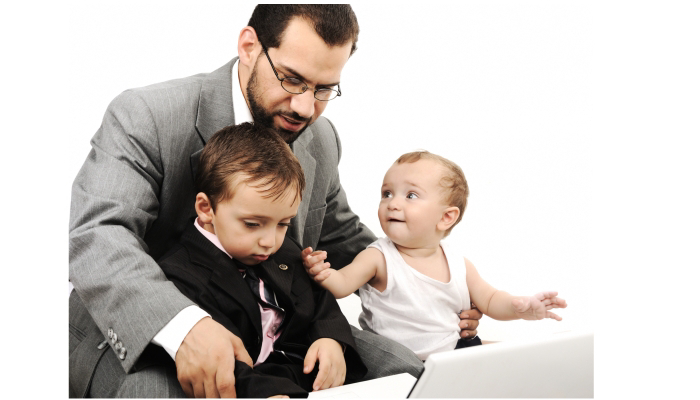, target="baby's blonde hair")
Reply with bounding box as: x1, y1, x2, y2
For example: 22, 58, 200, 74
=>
395, 151, 469, 236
